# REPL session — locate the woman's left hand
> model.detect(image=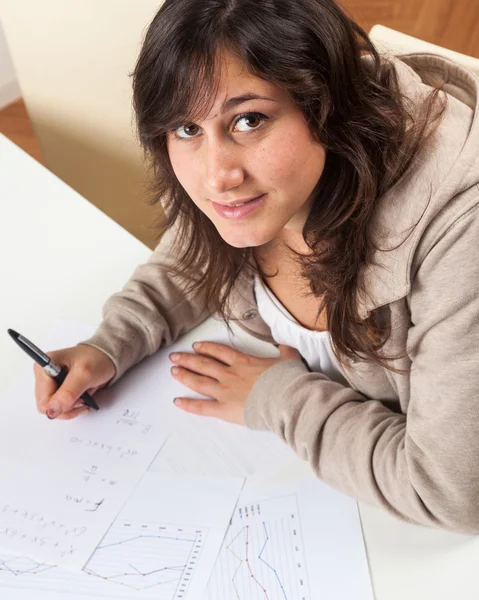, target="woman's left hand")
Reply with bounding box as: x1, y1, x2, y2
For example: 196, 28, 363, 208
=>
169, 341, 301, 425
